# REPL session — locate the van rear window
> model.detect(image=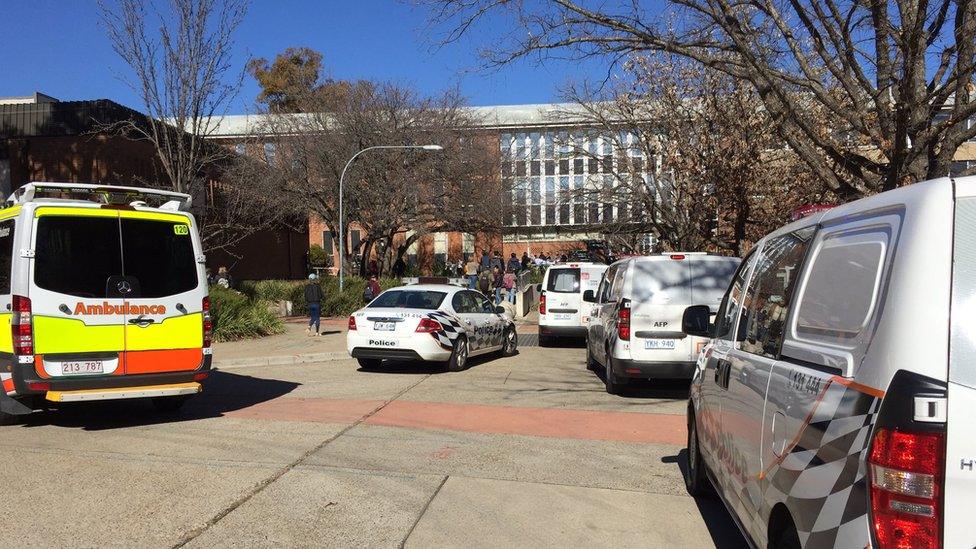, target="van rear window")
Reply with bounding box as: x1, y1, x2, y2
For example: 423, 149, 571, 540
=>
35, 217, 123, 298
34, 216, 197, 299
546, 268, 580, 293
